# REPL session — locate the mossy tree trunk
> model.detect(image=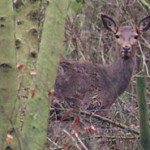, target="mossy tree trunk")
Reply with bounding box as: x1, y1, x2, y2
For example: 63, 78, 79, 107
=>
136, 75, 150, 150
21, 0, 69, 149
15, 0, 41, 129
0, 0, 20, 149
